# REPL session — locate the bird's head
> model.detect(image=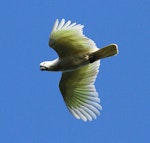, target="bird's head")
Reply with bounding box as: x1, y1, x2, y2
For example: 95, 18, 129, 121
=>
40, 61, 56, 71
